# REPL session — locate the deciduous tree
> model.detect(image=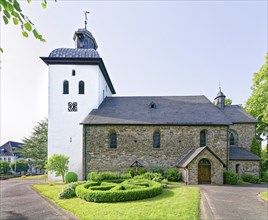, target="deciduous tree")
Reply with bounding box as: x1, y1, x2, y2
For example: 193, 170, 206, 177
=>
0, 161, 10, 174
245, 54, 268, 139
0, 0, 57, 52
10, 158, 29, 174
46, 154, 69, 182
